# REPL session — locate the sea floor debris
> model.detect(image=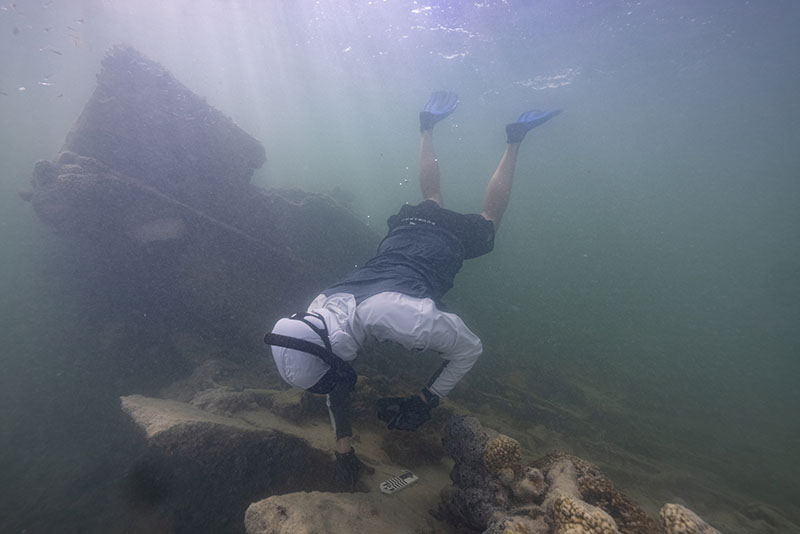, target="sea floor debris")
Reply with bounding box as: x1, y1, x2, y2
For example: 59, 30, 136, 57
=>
120, 374, 726, 534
